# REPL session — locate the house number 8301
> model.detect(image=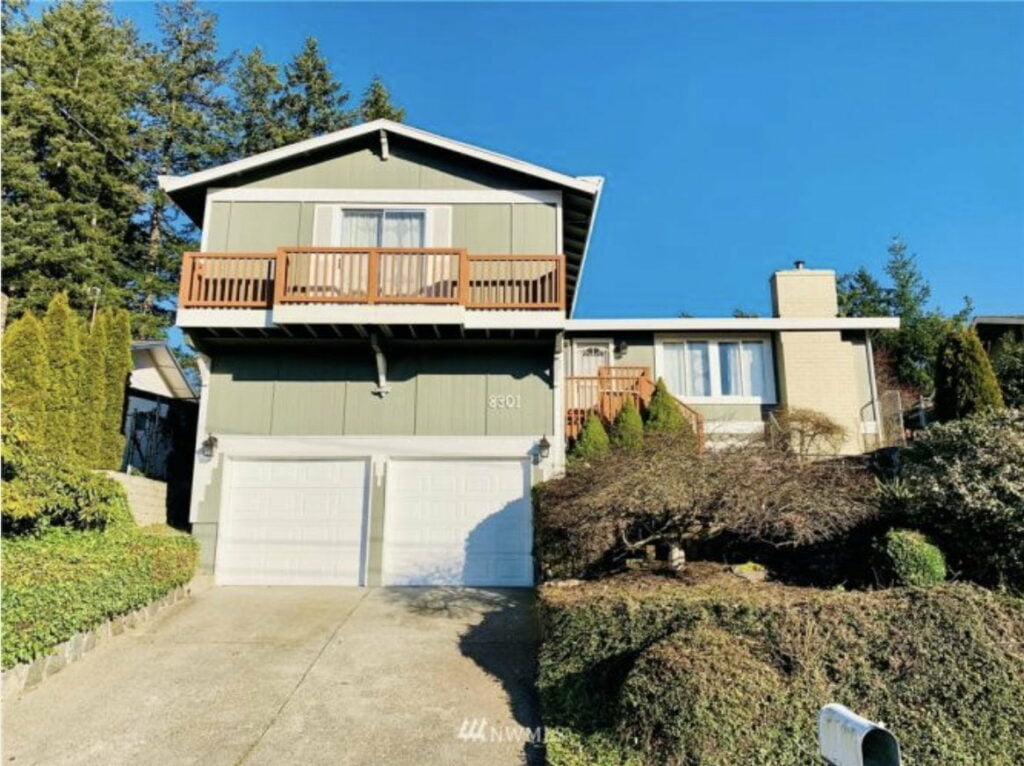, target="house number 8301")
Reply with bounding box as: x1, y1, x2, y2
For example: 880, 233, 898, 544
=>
488, 394, 522, 409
